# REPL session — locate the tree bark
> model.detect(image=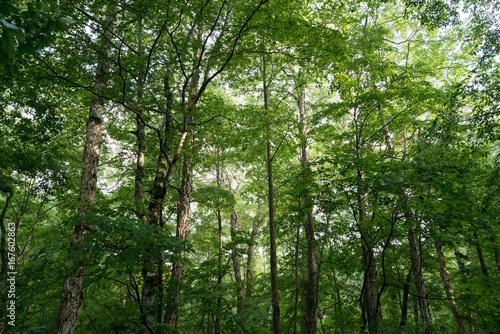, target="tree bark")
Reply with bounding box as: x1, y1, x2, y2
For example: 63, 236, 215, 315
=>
408, 227, 432, 329
400, 266, 412, 327
473, 230, 489, 277
0, 178, 14, 331
230, 207, 244, 314
264, 55, 281, 334
246, 206, 266, 299
54, 12, 113, 334
358, 173, 382, 329
164, 33, 201, 326
379, 109, 432, 330
433, 240, 466, 333
298, 86, 318, 334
